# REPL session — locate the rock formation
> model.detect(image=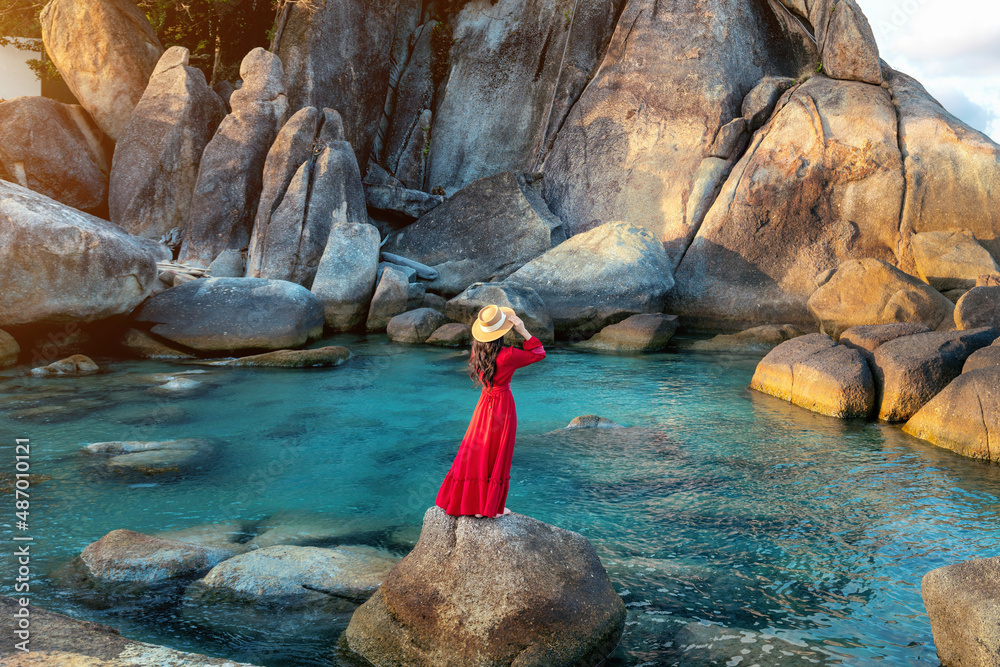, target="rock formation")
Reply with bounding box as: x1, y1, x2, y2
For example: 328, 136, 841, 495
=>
40, 0, 164, 141
921, 555, 1000, 666
311, 221, 382, 331
109, 46, 227, 240
132, 277, 324, 353
383, 172, 566, 295
0, 97, 110, 212
0, 180, 160, 327
344, 506, 625, 666
273, 0, 399, 171
904, 367, 1000, 462
179, 48, 288, 268
506, 220, 674, 337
